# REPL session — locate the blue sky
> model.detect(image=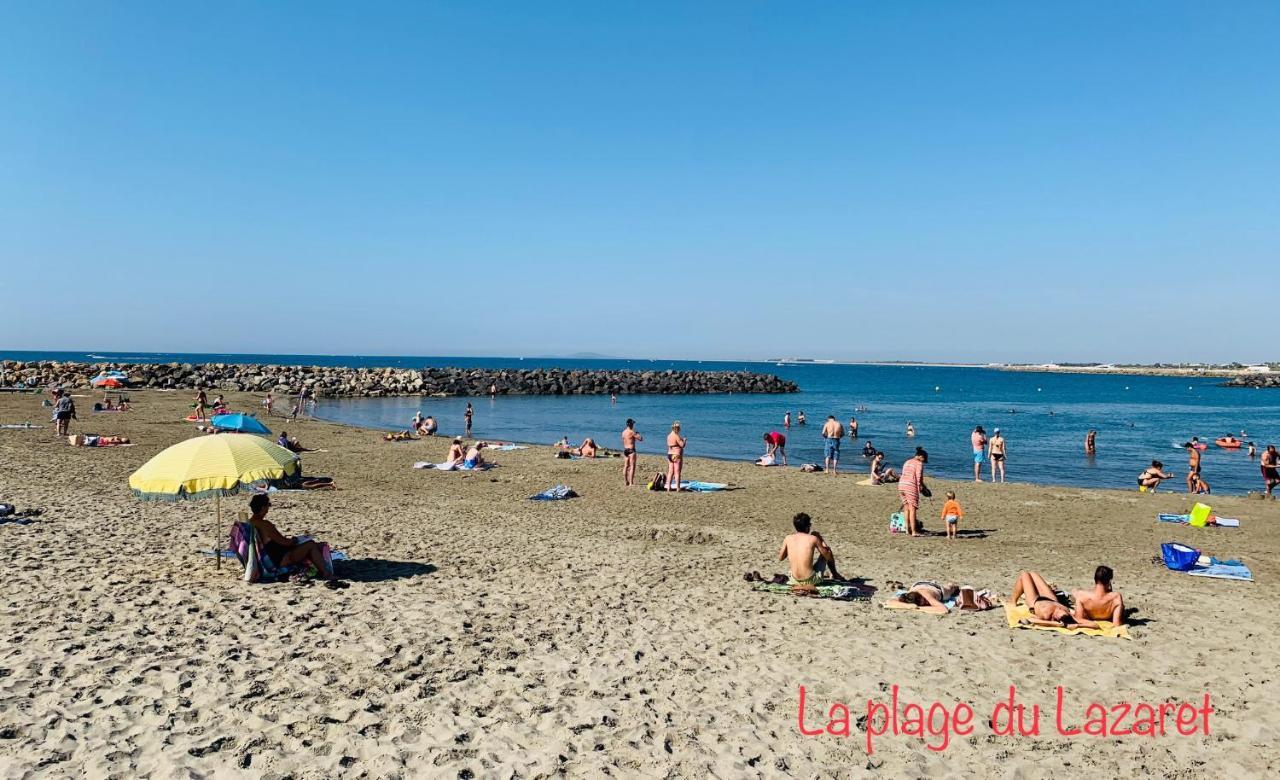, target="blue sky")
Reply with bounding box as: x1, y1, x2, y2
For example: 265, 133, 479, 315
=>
2, 2, 1275, 362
